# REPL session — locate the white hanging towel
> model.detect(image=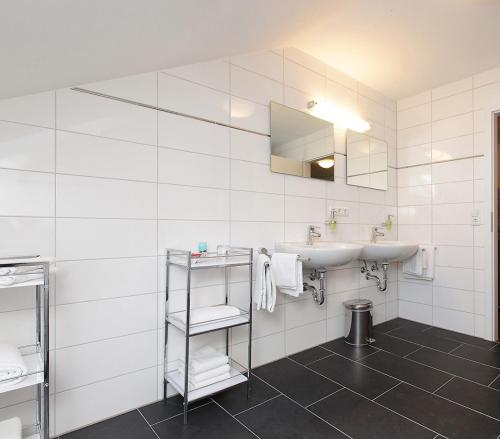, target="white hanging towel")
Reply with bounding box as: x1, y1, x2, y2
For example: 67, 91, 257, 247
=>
254, 253, 276, 312
0, 417, 22, 439
403, 246, 435, 280
271, 253, 303, 297
0, 343, 27, 388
